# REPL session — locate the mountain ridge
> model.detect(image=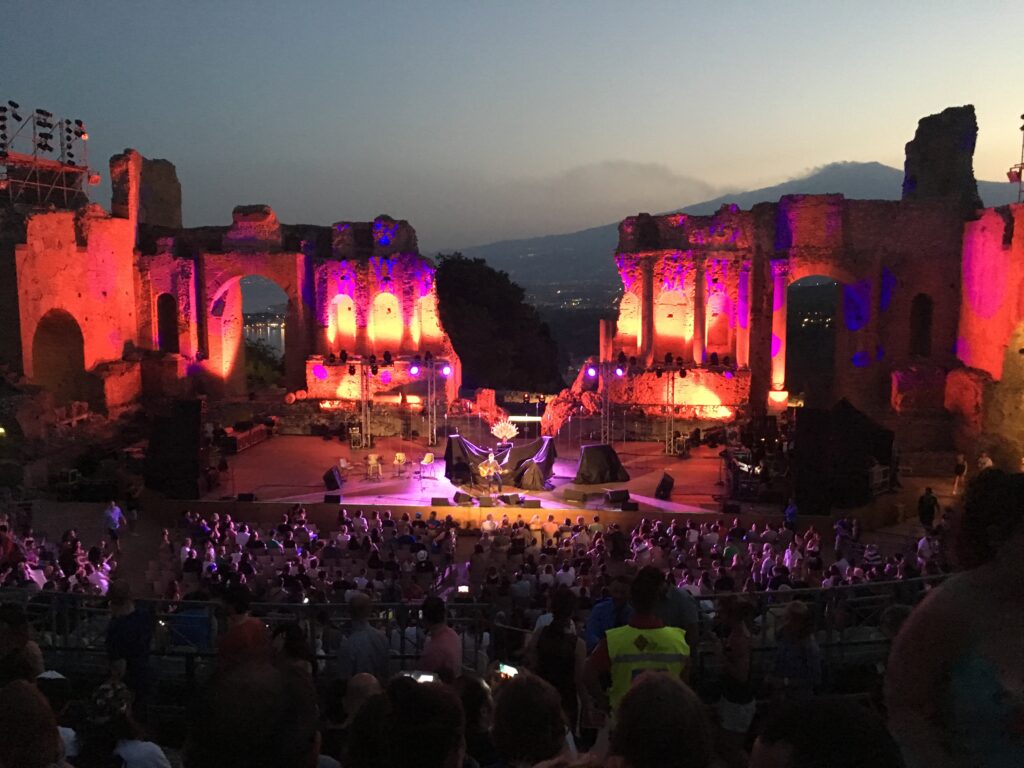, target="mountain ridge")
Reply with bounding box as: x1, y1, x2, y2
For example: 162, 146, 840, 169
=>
457, 162, 1019, 299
